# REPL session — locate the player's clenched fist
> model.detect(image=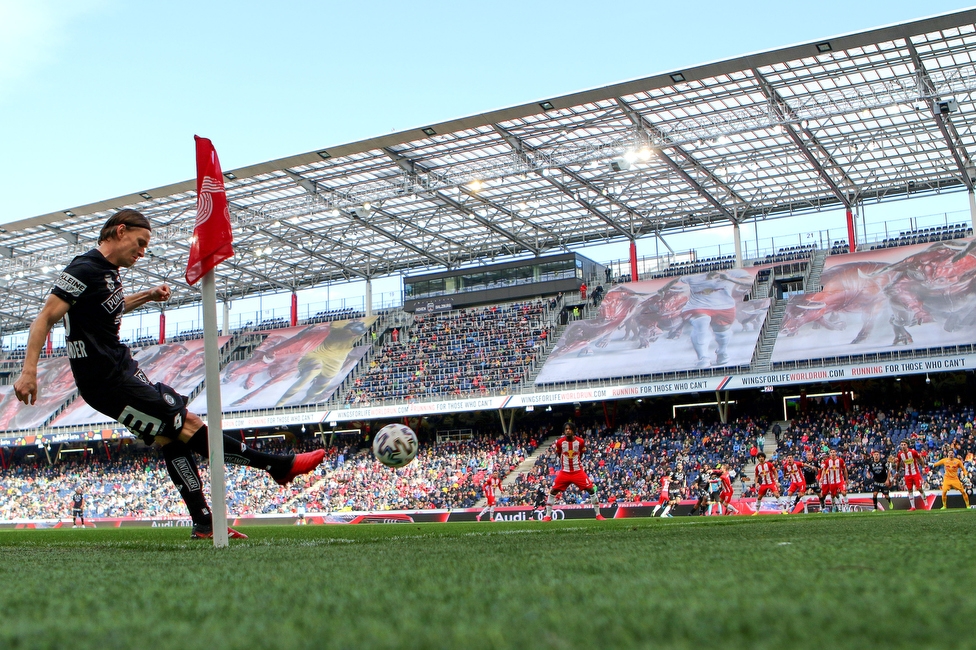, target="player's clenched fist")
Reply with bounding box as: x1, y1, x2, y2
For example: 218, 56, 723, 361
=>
149, 284, 172, 302
14, 371, 37, 405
